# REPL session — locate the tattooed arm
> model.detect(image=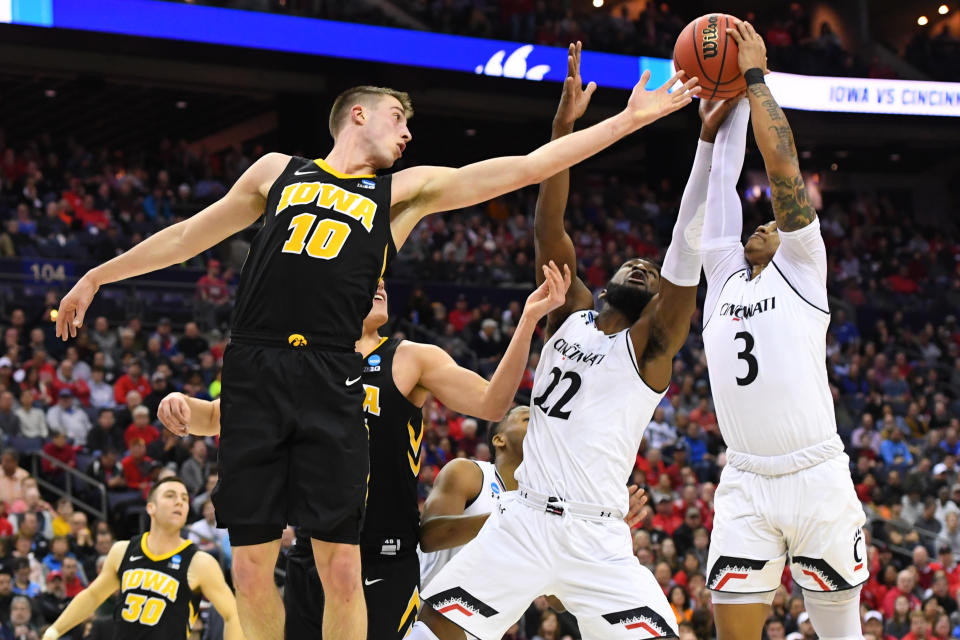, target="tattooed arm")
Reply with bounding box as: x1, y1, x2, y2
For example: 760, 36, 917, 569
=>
728, 22, 816, 232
